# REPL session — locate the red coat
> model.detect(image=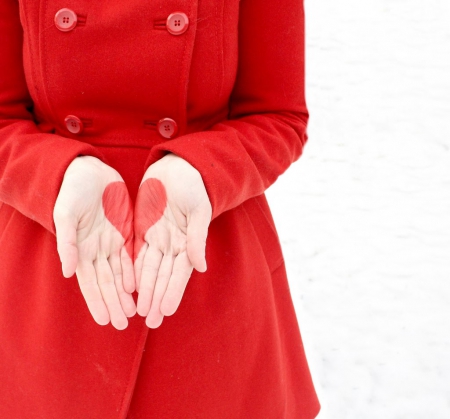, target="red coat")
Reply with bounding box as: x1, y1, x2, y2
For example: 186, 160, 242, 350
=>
0, 0, 321, 417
